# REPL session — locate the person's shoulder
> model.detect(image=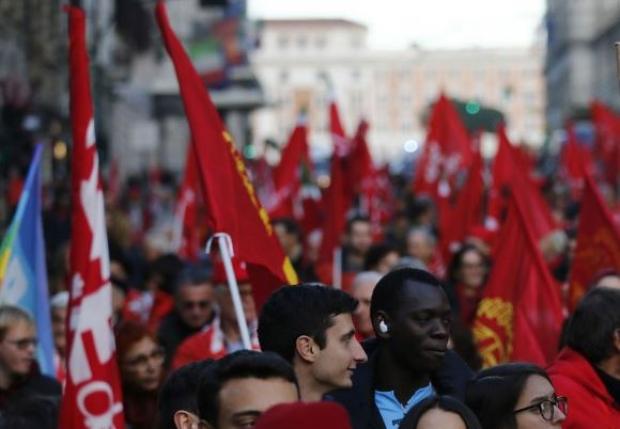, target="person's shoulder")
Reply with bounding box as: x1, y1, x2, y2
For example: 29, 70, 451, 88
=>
432, 350, 474, 399
21, 373, 61, 397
